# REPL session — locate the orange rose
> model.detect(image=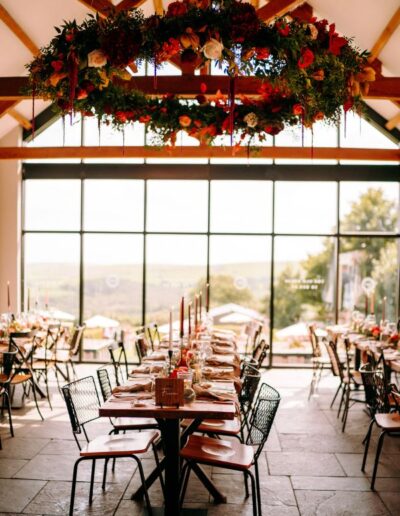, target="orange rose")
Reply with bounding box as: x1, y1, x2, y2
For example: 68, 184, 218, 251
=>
179, 115, 192, 128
